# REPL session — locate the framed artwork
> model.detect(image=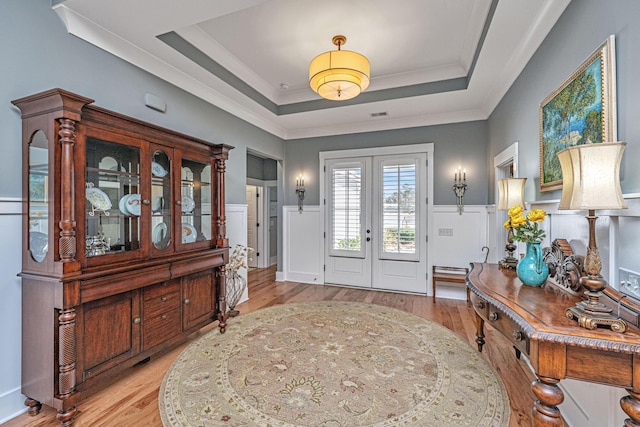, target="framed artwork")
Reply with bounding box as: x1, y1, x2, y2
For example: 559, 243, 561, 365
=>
539, 35, 617, 192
